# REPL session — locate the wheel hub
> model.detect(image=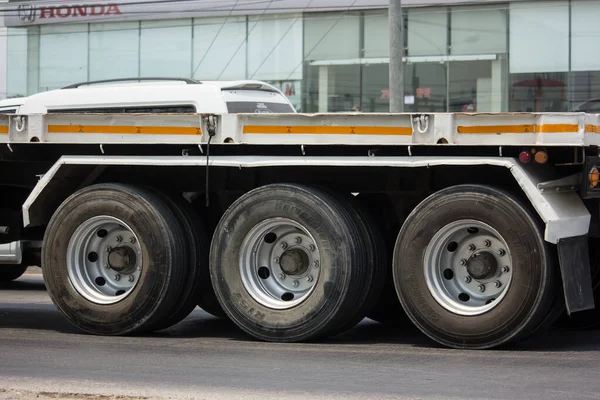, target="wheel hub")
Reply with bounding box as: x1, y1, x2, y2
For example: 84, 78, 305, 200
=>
66, 216, 142, 305
467, 252, 498, 281
424, 219, 514, 316
280, 249, 309, 276
108, 246, 137, 273
240, 218, 321, 310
